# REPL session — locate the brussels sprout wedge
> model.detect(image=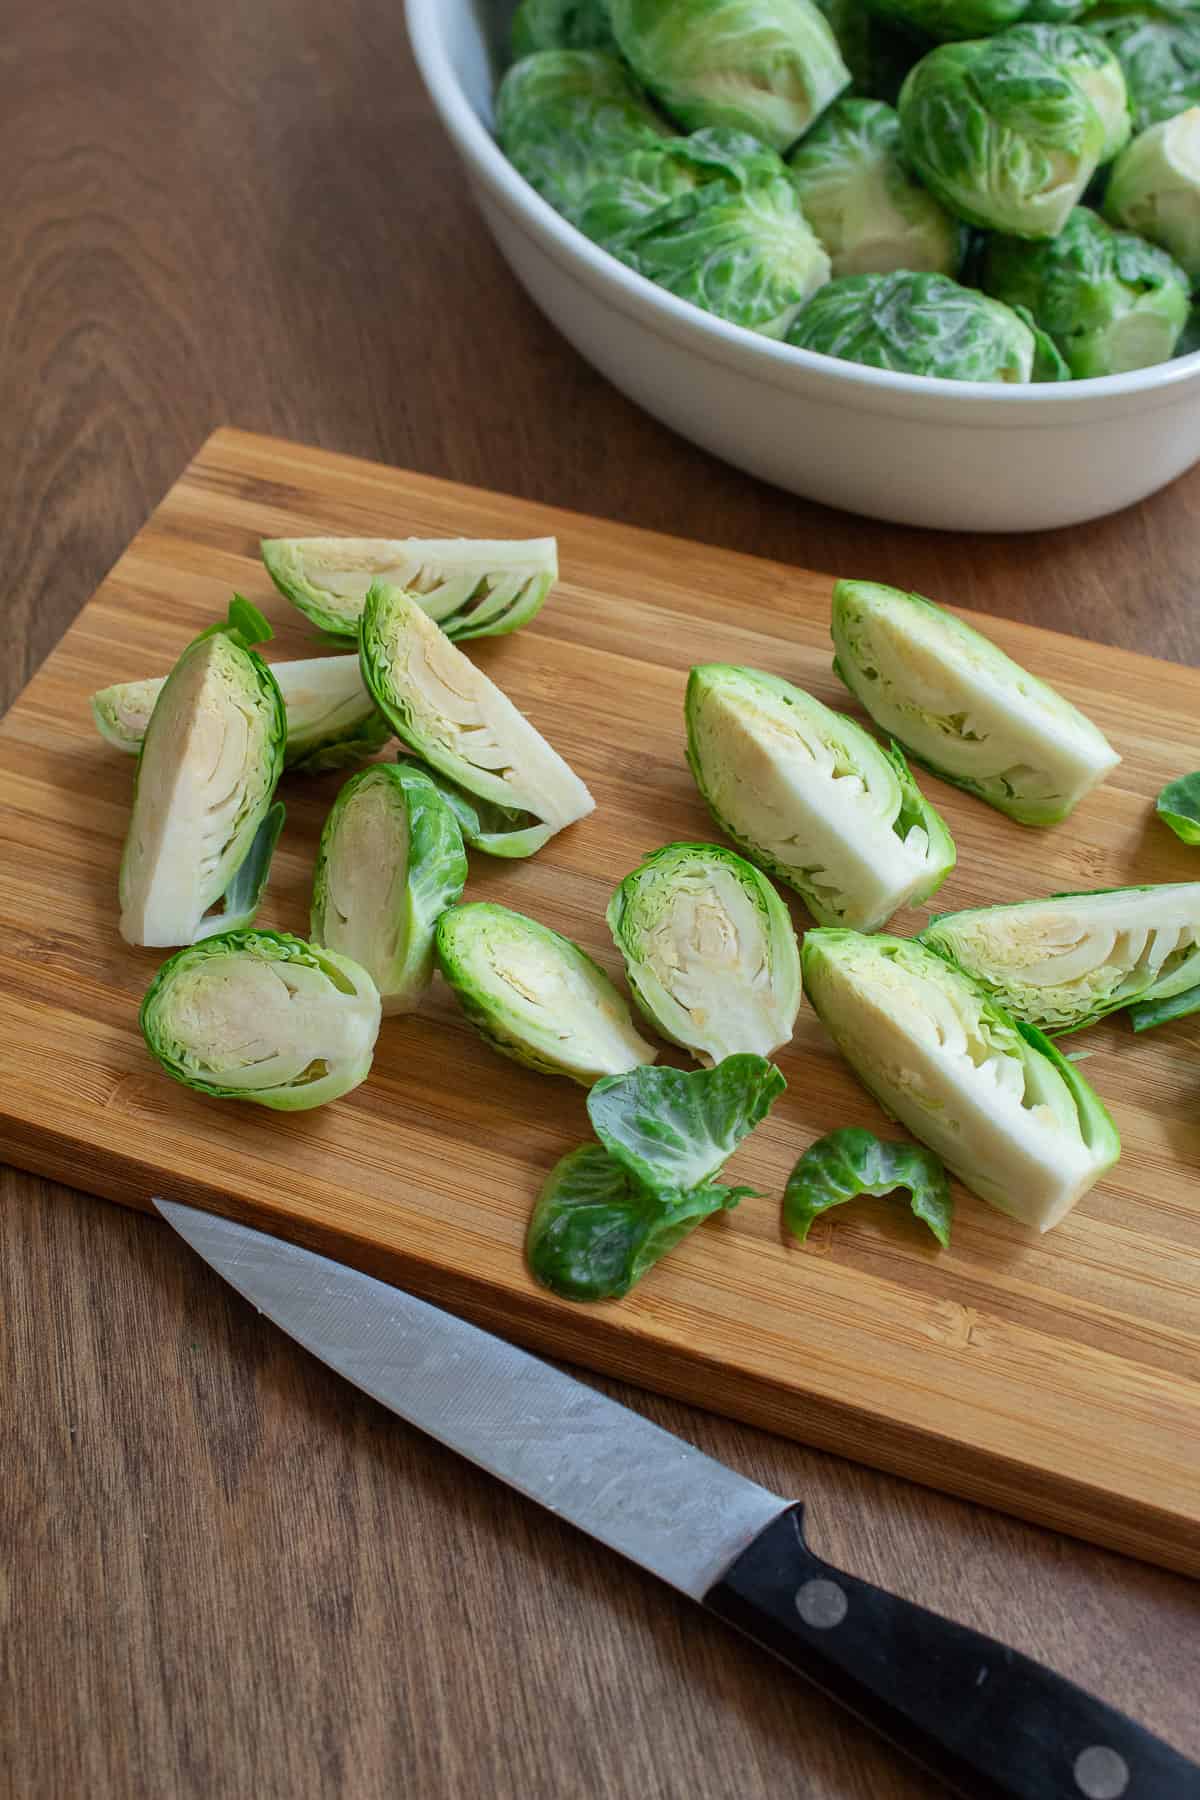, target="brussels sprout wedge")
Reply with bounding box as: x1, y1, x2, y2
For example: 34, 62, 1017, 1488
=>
261, 535, 558, 642
609, 0, 851, 152
831, 580, 1120, 825
359, 583, 593, 857
802, 930, 1121, 1231
922, 884, 1200, 1034
93, 655, 390, 773
606, 842, 802, 1063
119, 599, 288, 949
686, 664, 955, 931
311, 763, 467, 1015
1105, 108, 1200, 284
140, 929, 381, 1110
436, 902, 657, 1084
